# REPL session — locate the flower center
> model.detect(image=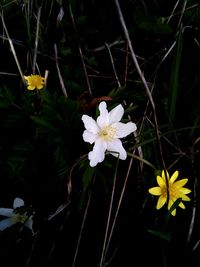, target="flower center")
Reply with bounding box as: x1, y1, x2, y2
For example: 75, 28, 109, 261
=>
32, 77, 38, 86
11, 213, 28, 224
169, 184, 178, 199
31, 76, 42, 86
161, 181, 179, 200
99, 125, 116, 141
